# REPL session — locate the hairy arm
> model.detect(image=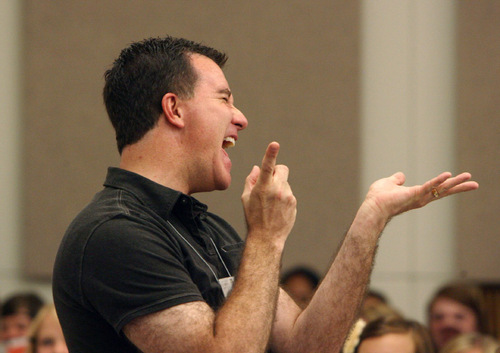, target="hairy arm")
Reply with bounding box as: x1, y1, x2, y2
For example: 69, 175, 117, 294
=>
124, 142, 297, 353
270, 171, 479, 353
